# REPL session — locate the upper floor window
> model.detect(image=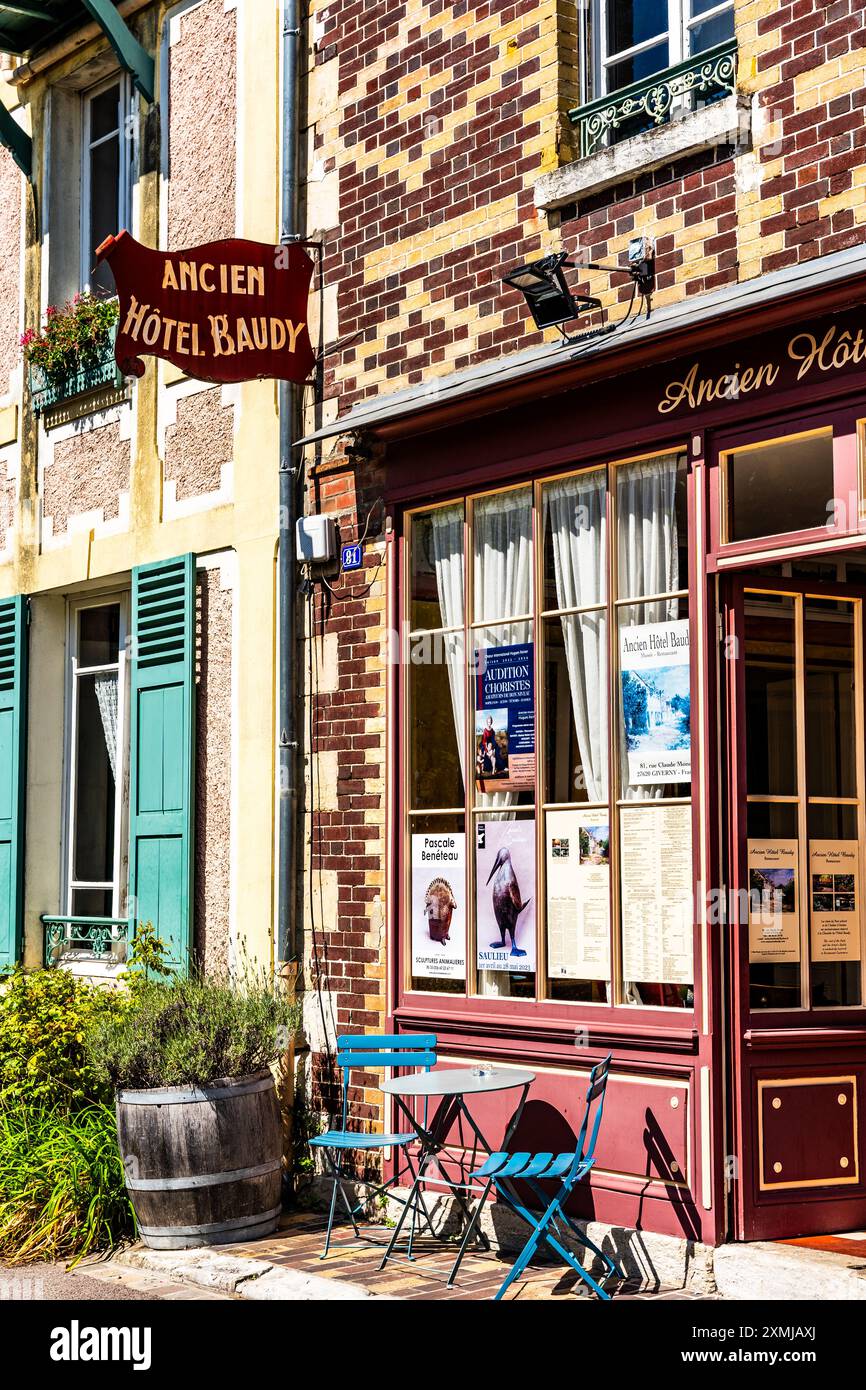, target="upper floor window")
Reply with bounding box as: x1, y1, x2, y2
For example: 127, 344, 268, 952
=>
81, 76, 131, 296
574, 0, 736, 154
